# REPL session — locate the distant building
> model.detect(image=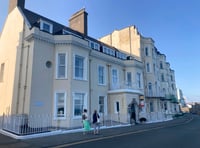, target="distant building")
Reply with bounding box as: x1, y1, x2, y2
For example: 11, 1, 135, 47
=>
177, 88, 187, 107
190, 103, 200, 115
100, 26, 180, 121
0, 0, 180, 130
